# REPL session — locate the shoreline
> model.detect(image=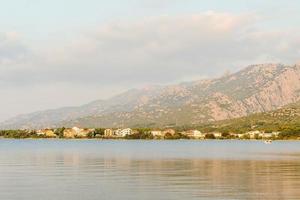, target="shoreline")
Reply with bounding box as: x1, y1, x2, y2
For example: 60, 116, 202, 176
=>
0, 137, 300, 141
